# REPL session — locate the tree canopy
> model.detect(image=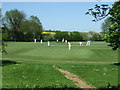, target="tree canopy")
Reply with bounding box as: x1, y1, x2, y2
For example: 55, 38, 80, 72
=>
4, 9, 26, 41
2, 9, 43, 42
